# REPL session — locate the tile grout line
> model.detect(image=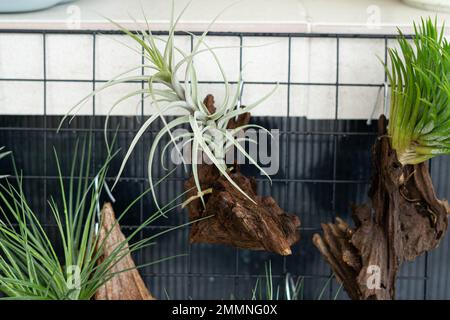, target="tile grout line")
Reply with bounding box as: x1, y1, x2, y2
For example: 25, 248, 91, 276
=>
233, 33, 244, 298
329, 35, 340, 299
283, 35, 292, 276
43, 32, 48, 221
